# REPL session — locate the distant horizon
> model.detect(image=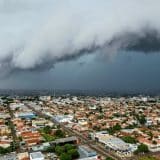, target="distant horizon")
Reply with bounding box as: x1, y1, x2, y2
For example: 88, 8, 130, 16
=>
1, 88, 160, 97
